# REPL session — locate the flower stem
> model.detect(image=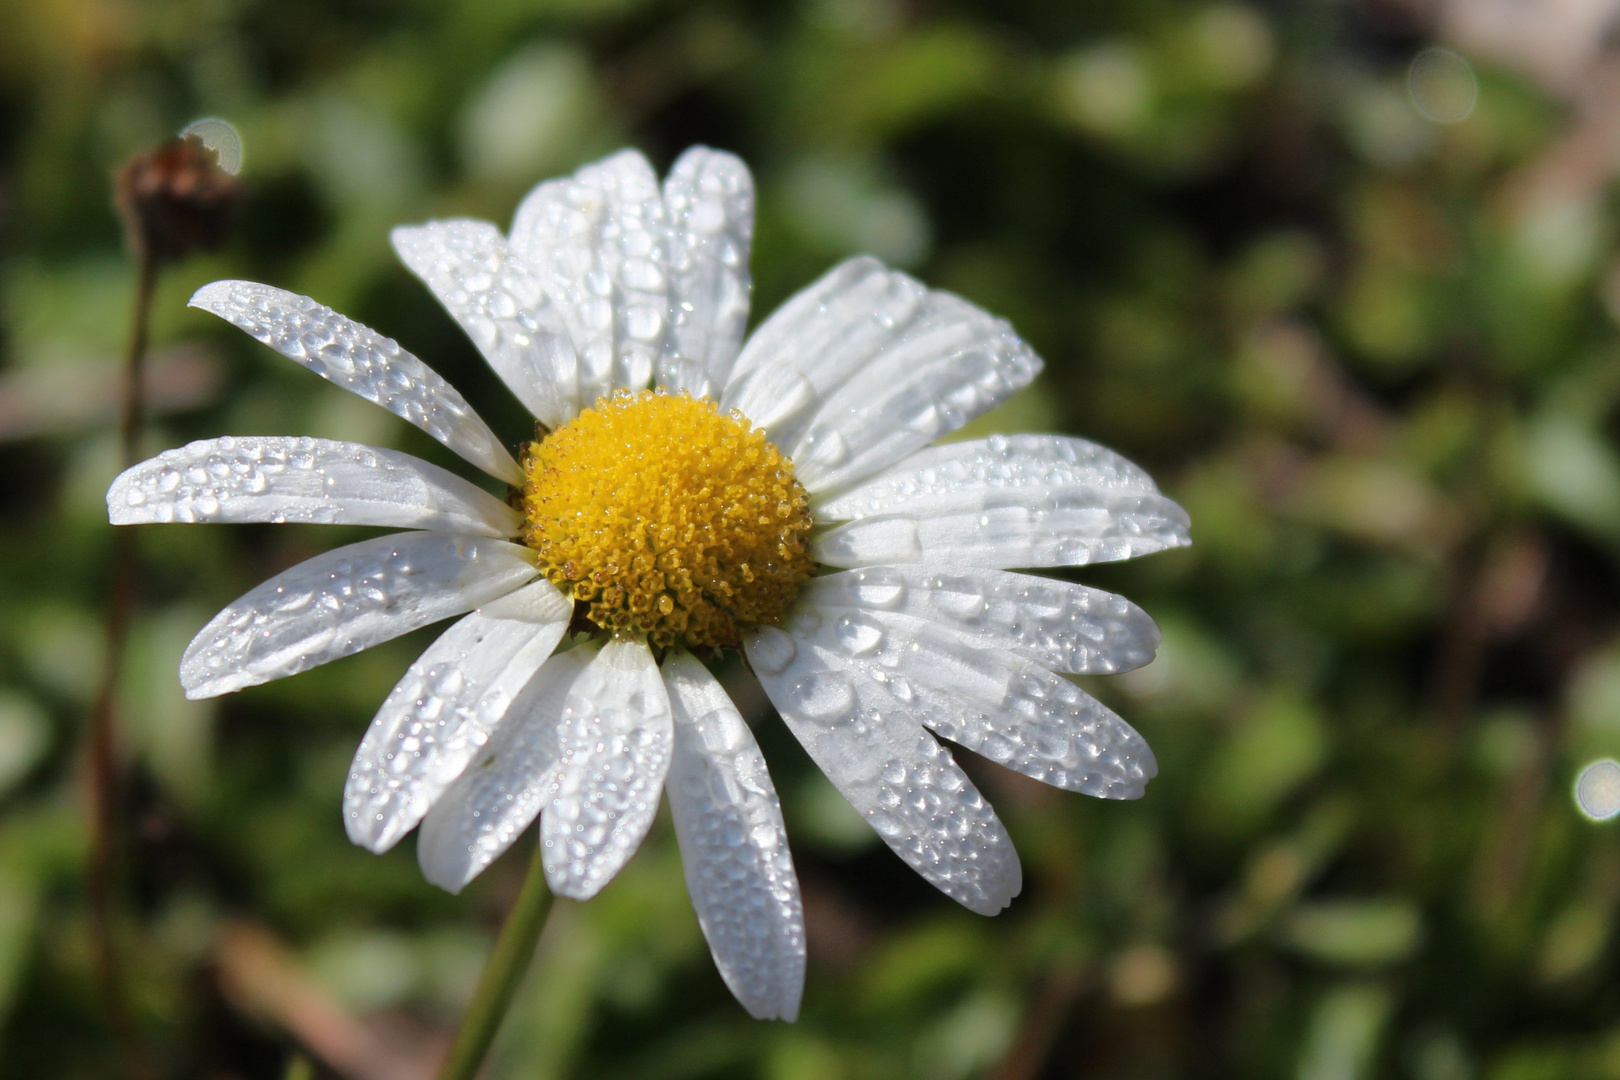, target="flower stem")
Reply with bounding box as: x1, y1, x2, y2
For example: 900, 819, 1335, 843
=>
86, 247, 158, 1080
119, 251, 157, 463
436, 848, 555, 1080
